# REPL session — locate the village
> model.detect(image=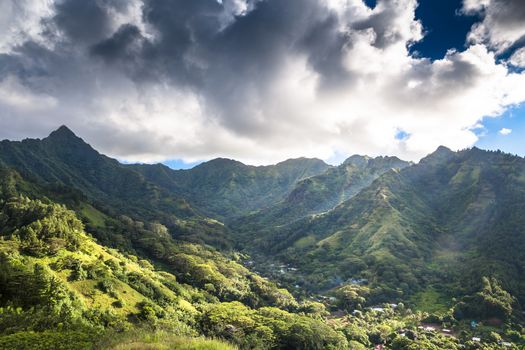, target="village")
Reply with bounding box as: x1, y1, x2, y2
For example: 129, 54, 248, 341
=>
242, 257, 521, 349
